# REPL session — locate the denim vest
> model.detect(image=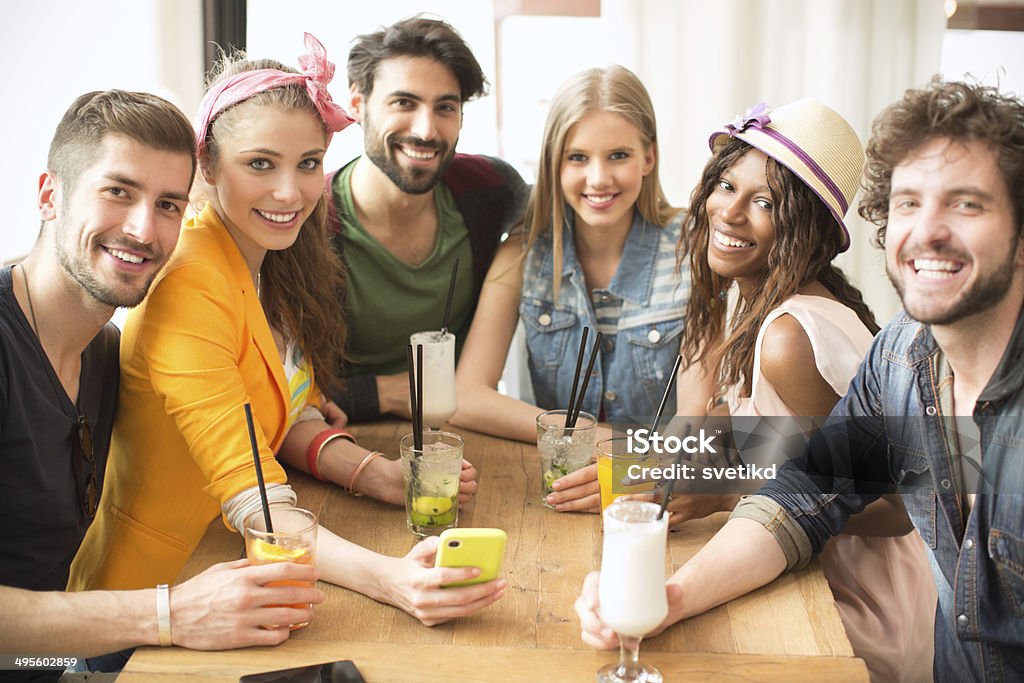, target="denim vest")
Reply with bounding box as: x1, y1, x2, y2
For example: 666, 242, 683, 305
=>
760, 310, 1024, 682
519, 211, 689, 425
